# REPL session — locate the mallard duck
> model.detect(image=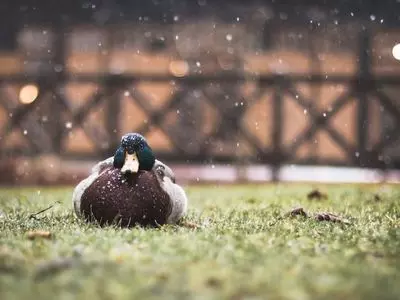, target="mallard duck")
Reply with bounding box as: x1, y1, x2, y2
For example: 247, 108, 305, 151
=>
72, 133, 188, 227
